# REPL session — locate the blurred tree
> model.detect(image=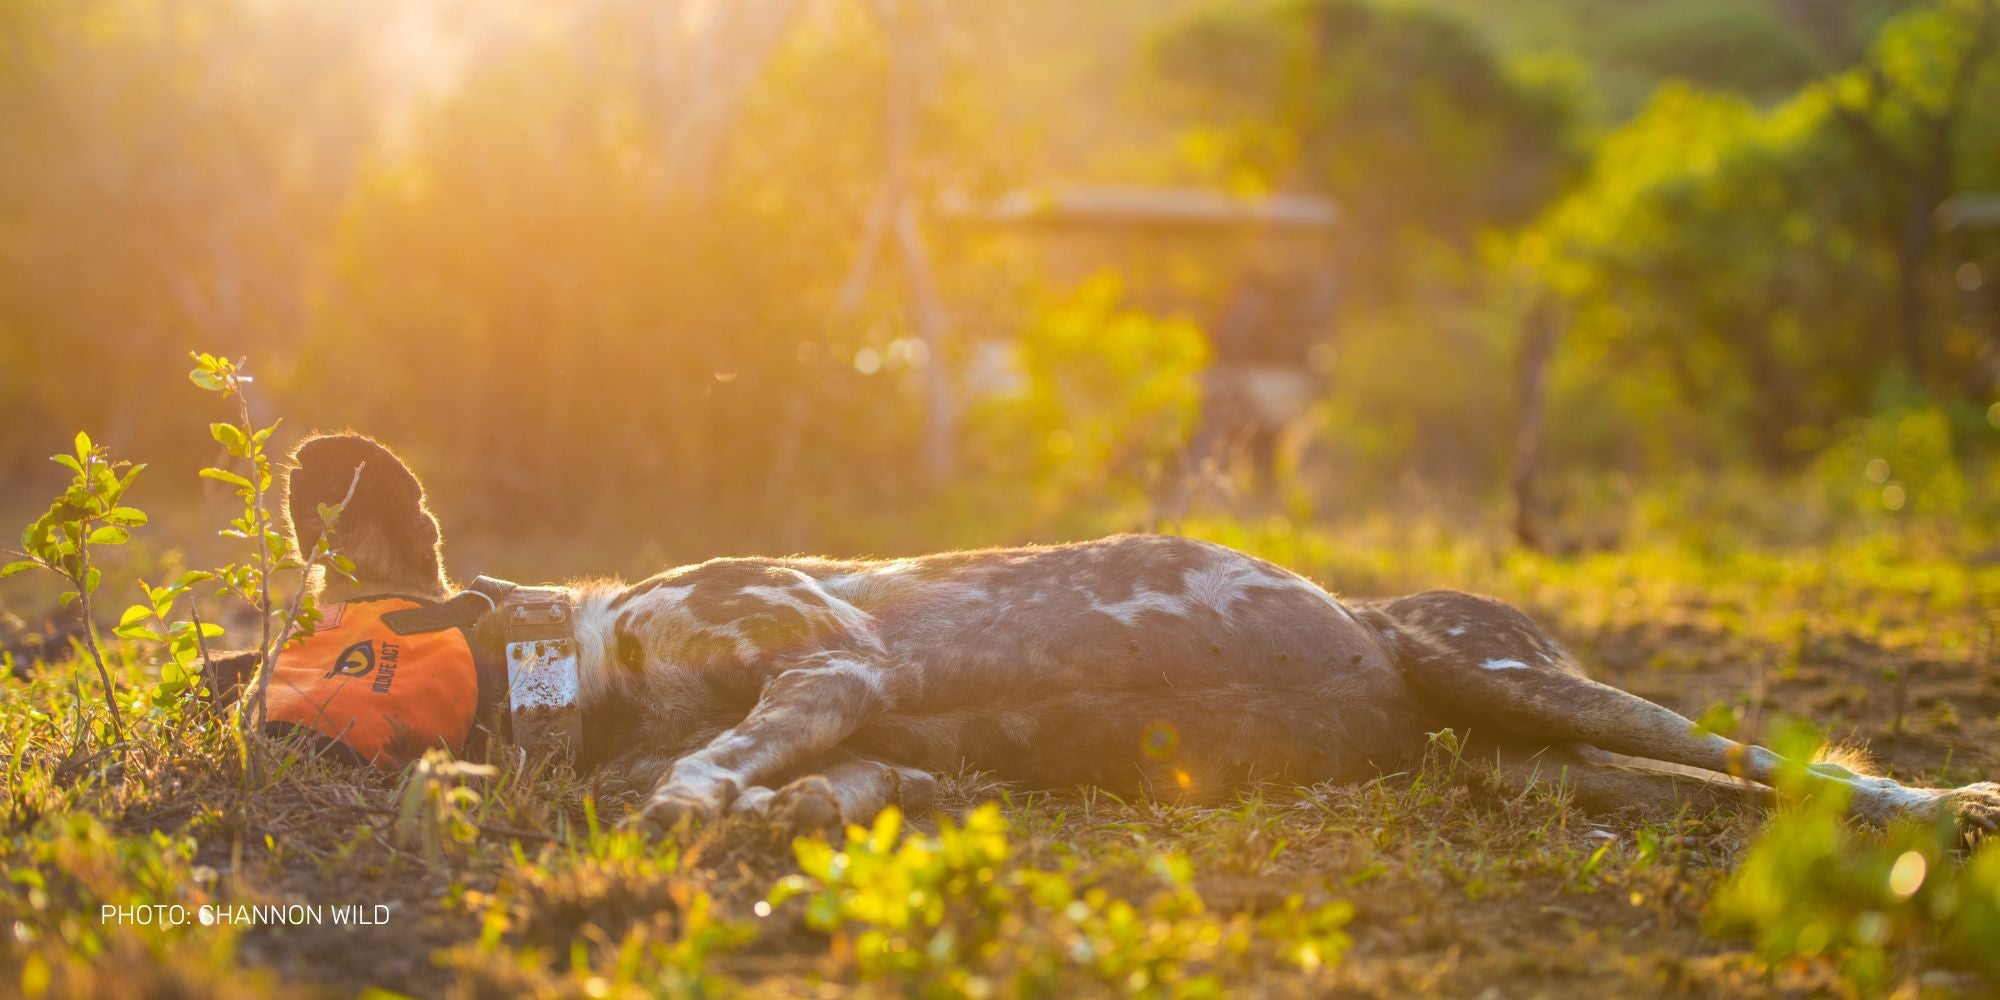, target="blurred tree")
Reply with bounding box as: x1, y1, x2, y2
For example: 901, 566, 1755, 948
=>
1810, 0, 1998, 380
292, 1, 976, 555
0, 0, 382, 477
1150, 0, 1588, 529
1435, 1, 1912, 115
1520, 0, 2000, 472
4, 0, 1995, 553
1151, 0, 1586, 295
634, 0, 808, 199
1600, 0, 1821, 100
